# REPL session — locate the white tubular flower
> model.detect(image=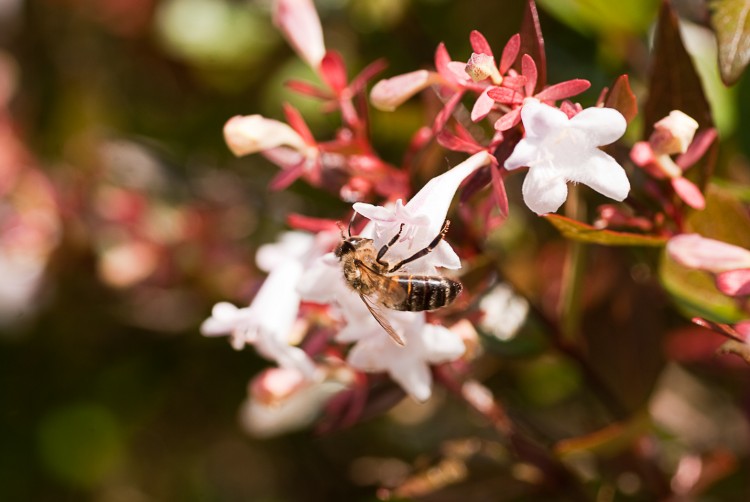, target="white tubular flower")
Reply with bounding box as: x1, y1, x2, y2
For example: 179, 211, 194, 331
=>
201, 261, 315, 378
354, 150, 493, 274
201, 231, 331, 379
505, 99, 630, 215
273, 0, 326, 69
299, 154, 489, 401
223, 115, 309, 157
